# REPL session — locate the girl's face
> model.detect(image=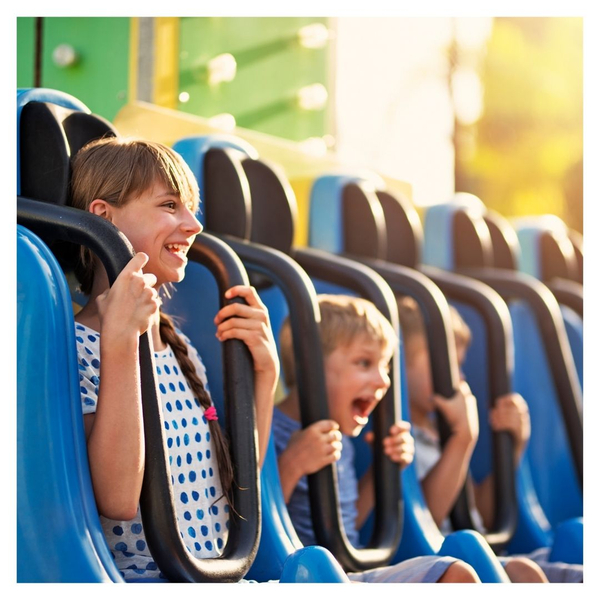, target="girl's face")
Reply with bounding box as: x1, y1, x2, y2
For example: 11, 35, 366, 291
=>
324, 334, 392, 437
405, 339, 435, 423
109, 180, 202, 287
